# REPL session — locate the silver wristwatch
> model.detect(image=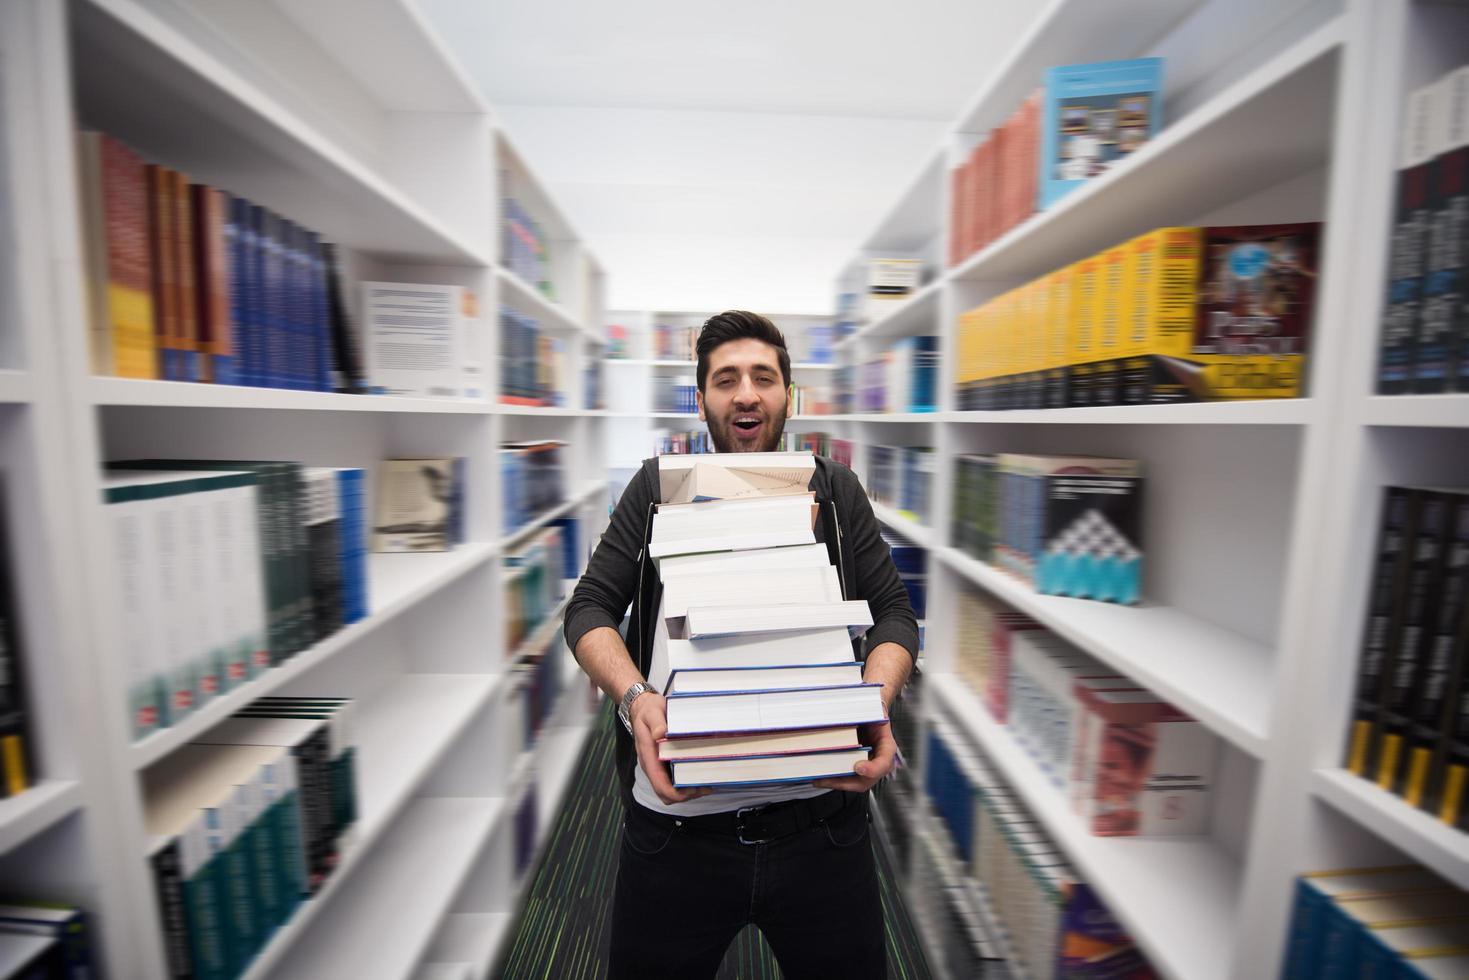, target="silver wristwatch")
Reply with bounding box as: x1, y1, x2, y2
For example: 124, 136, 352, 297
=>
618, 681, 655, 734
